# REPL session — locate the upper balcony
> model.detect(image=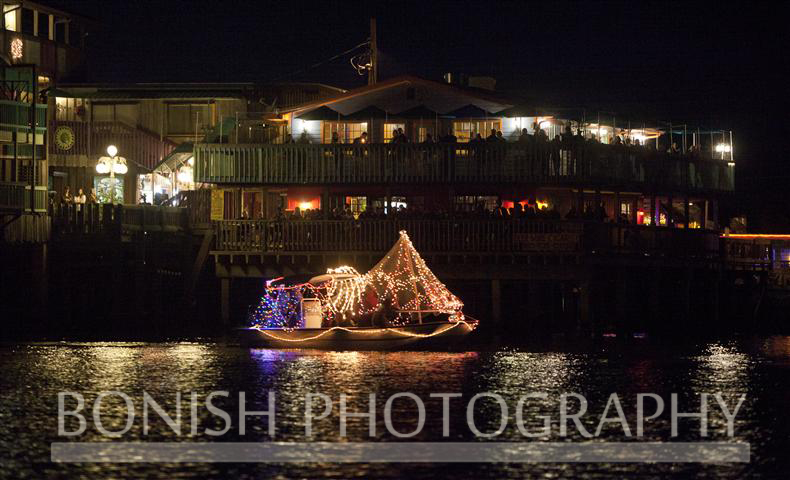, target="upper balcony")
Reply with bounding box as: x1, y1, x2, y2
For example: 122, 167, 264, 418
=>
193, 142, 734, 193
